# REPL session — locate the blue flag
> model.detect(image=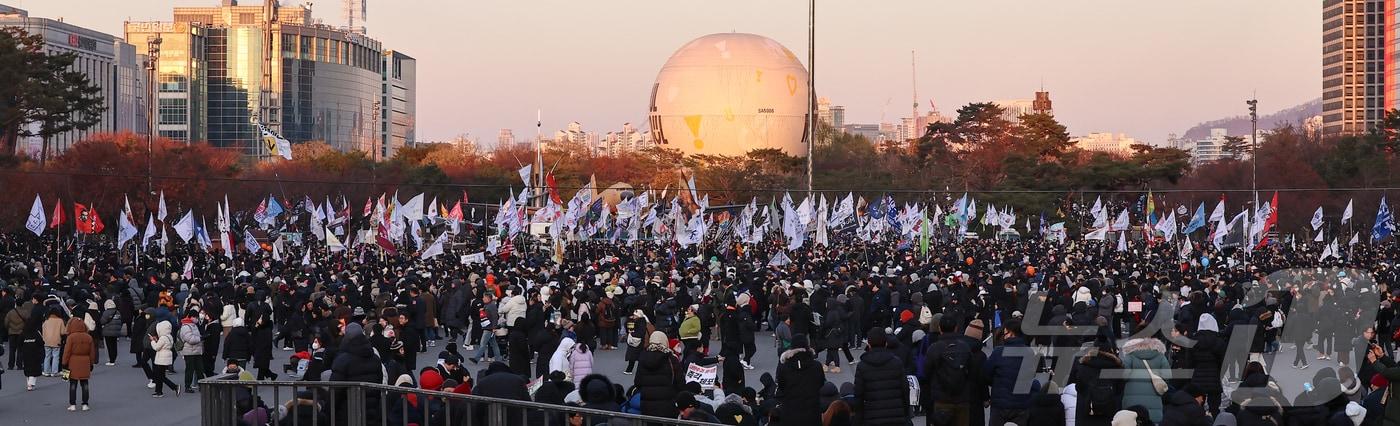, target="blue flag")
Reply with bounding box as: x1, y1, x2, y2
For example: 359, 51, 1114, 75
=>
1375, 196, 1395, 242
266, 196, 285, 218
1183, 202, 1206, 234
